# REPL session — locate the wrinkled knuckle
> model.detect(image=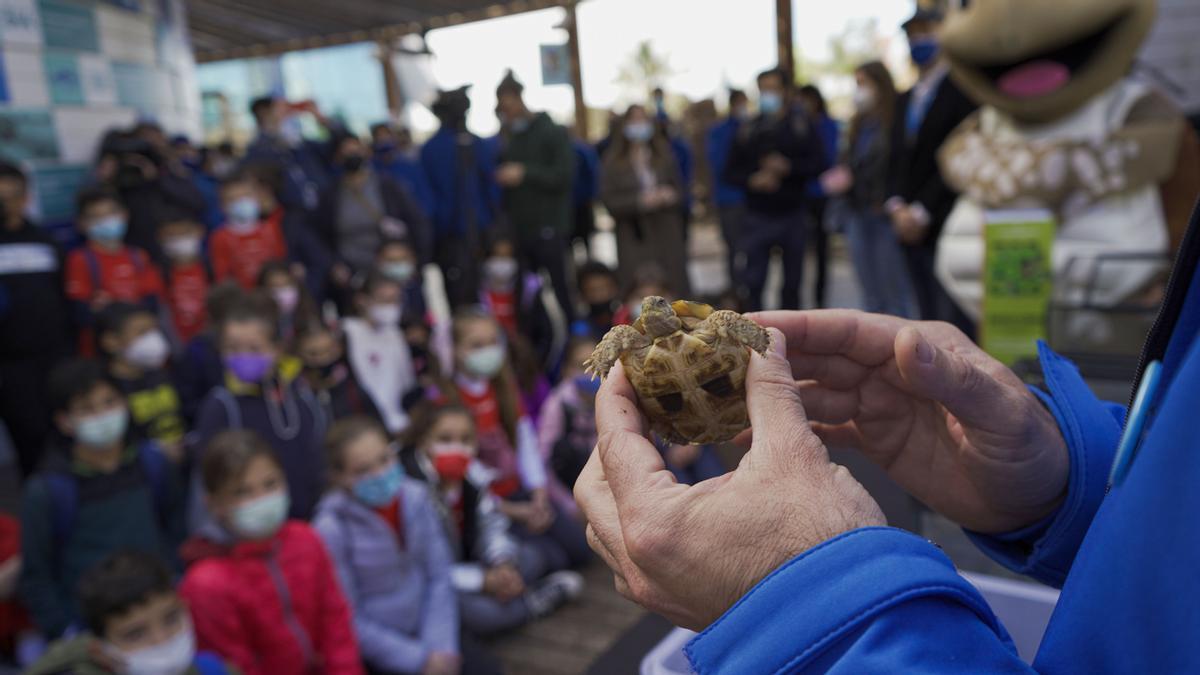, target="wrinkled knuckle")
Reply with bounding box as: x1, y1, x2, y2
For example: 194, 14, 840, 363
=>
625, 522, 667, 563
